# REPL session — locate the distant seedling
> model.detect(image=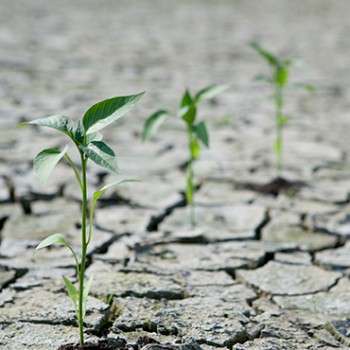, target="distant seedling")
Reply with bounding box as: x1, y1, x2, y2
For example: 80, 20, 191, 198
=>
251, 42, 315, 176
18, 92, 144, 347
142, 85, 229, 228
